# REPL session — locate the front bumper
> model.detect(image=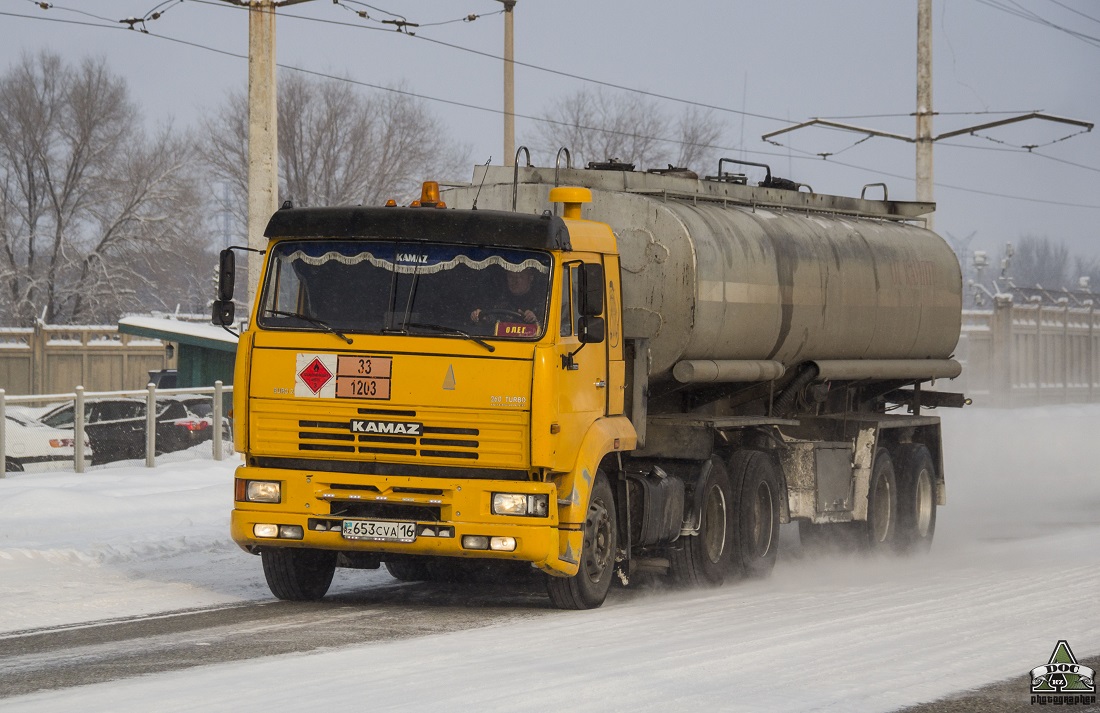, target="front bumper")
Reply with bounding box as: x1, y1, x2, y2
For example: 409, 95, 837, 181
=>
231, 464, 577, 573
